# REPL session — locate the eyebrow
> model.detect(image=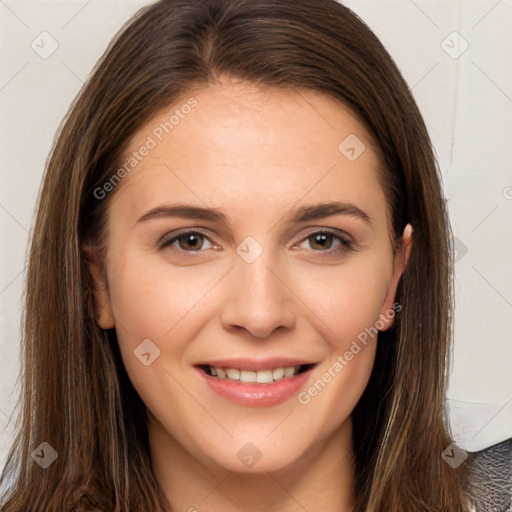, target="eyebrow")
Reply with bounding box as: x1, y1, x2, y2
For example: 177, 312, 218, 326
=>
136, 201, 372, 228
